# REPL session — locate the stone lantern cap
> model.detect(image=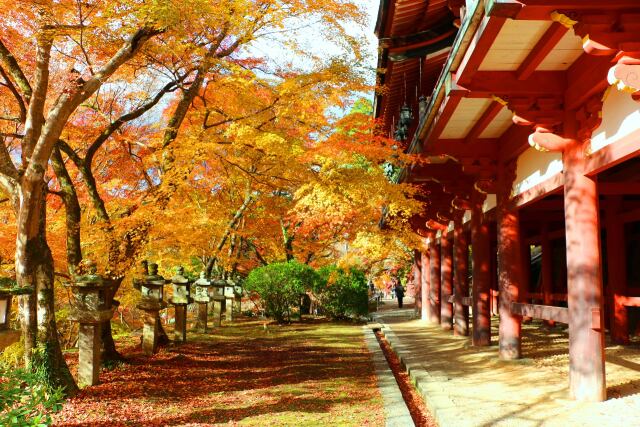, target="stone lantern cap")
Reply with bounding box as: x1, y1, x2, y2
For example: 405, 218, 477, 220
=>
136, 263, 167, 311
169, 266, 193, 305
64, 261, 115, 324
